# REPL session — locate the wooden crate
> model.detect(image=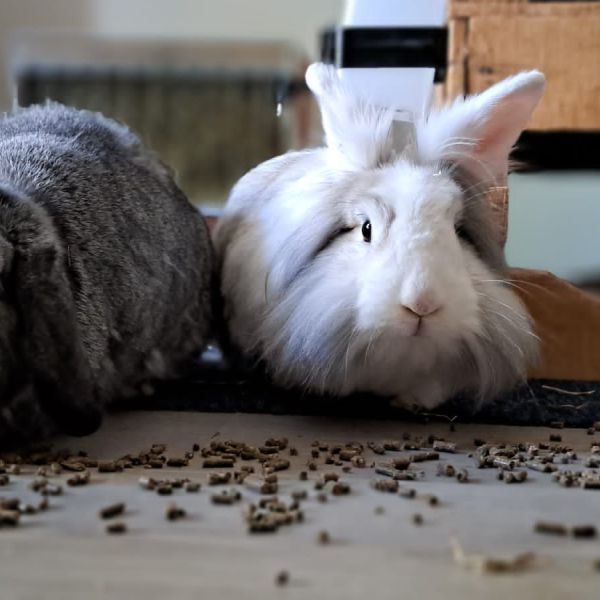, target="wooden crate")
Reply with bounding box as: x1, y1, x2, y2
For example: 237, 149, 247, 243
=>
447, 0, 600, 130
